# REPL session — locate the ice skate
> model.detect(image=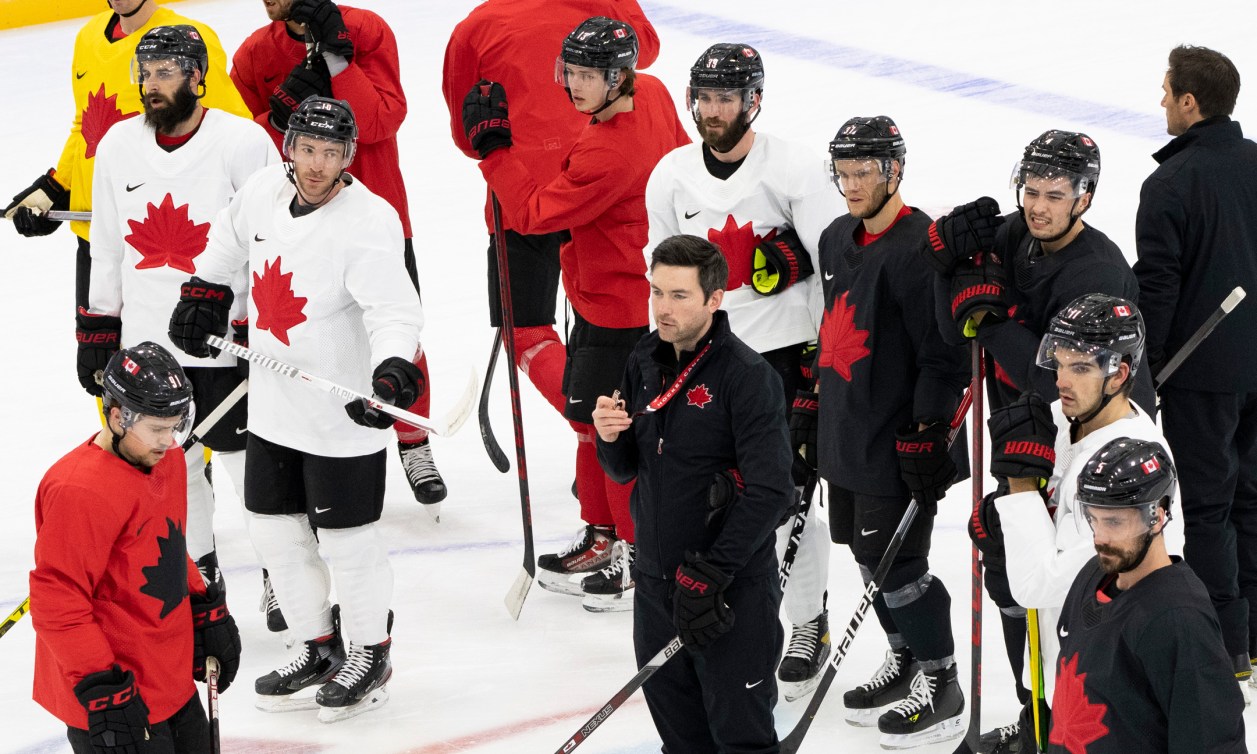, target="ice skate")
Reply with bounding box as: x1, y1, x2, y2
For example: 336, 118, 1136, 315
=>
979, 720, 1022, 753
259, 569, 288, 633
255, 632, 345, 712
537, 524, 616, 596
843, 646, 915, 727
877, 664, 966, 750
398, 439, 447, 518
779, 610, 831, 702
316, 639, 393, 723
581, 541, 635, 613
